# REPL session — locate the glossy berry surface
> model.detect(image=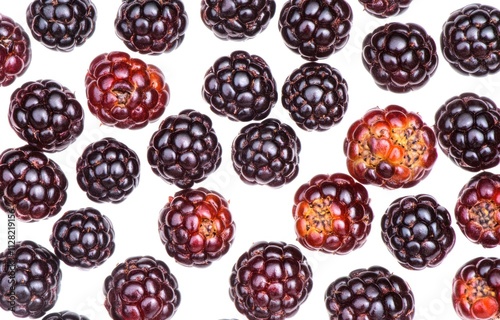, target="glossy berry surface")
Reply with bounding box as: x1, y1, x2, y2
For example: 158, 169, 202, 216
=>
362, 22, 438, 93
201, 0, 276, 41
42, 311, 90, 320
455, 172, 500, 248
358, 0, 413, 18
158, 187, 235, 267
115, 0, 188, 55
85, 51, 170, 129
0, 13, 31, 87
147, 109, 222, 189
452, 257, 500, 319
0, 145, 68, 222
50, 207, 115, 269
26, 0, 97, 52
203, 50, 277, 122
381, 194, 456, 270
76, 137, 140, 203
343, 105, 438, 189
325, 266, 415, 319
0, 240, 62, 318
9, 79, 84, 152
103, 255, 181, 320
232, 118, 301, 187
229, 241, 313, 320
441, 4, 500, 76
278, 0, 353, 61
282, 62, 348, 131
434, 92, 500, 172
292, 172, 373, 254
